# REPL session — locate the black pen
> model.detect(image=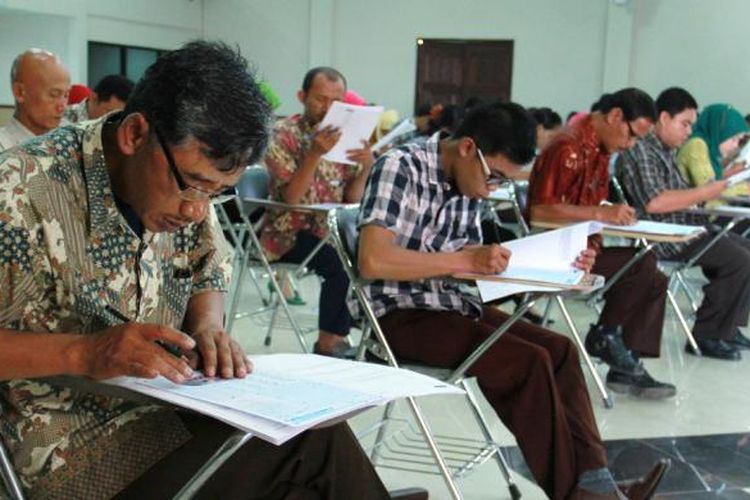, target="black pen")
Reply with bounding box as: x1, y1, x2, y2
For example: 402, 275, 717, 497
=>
104, 305, 183, 358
